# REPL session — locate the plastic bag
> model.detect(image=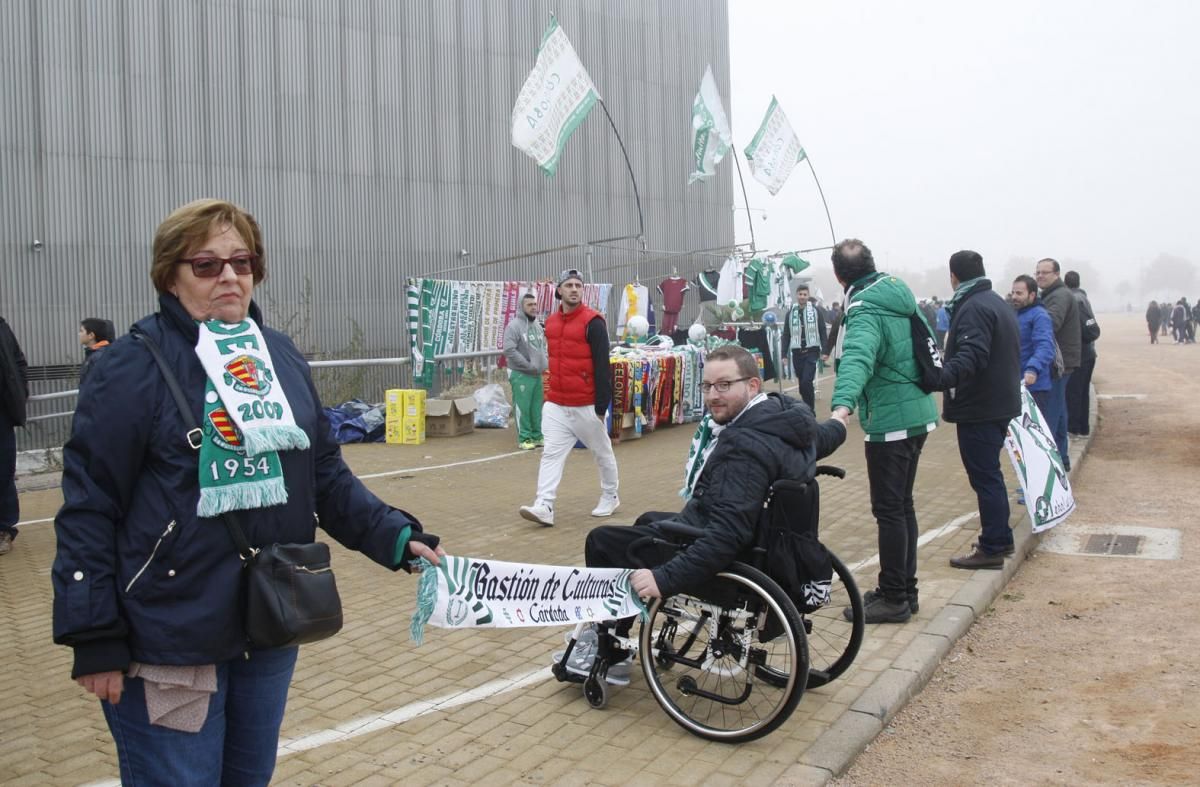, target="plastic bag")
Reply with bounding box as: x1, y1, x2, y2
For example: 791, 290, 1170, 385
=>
473, 383, 511, 428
